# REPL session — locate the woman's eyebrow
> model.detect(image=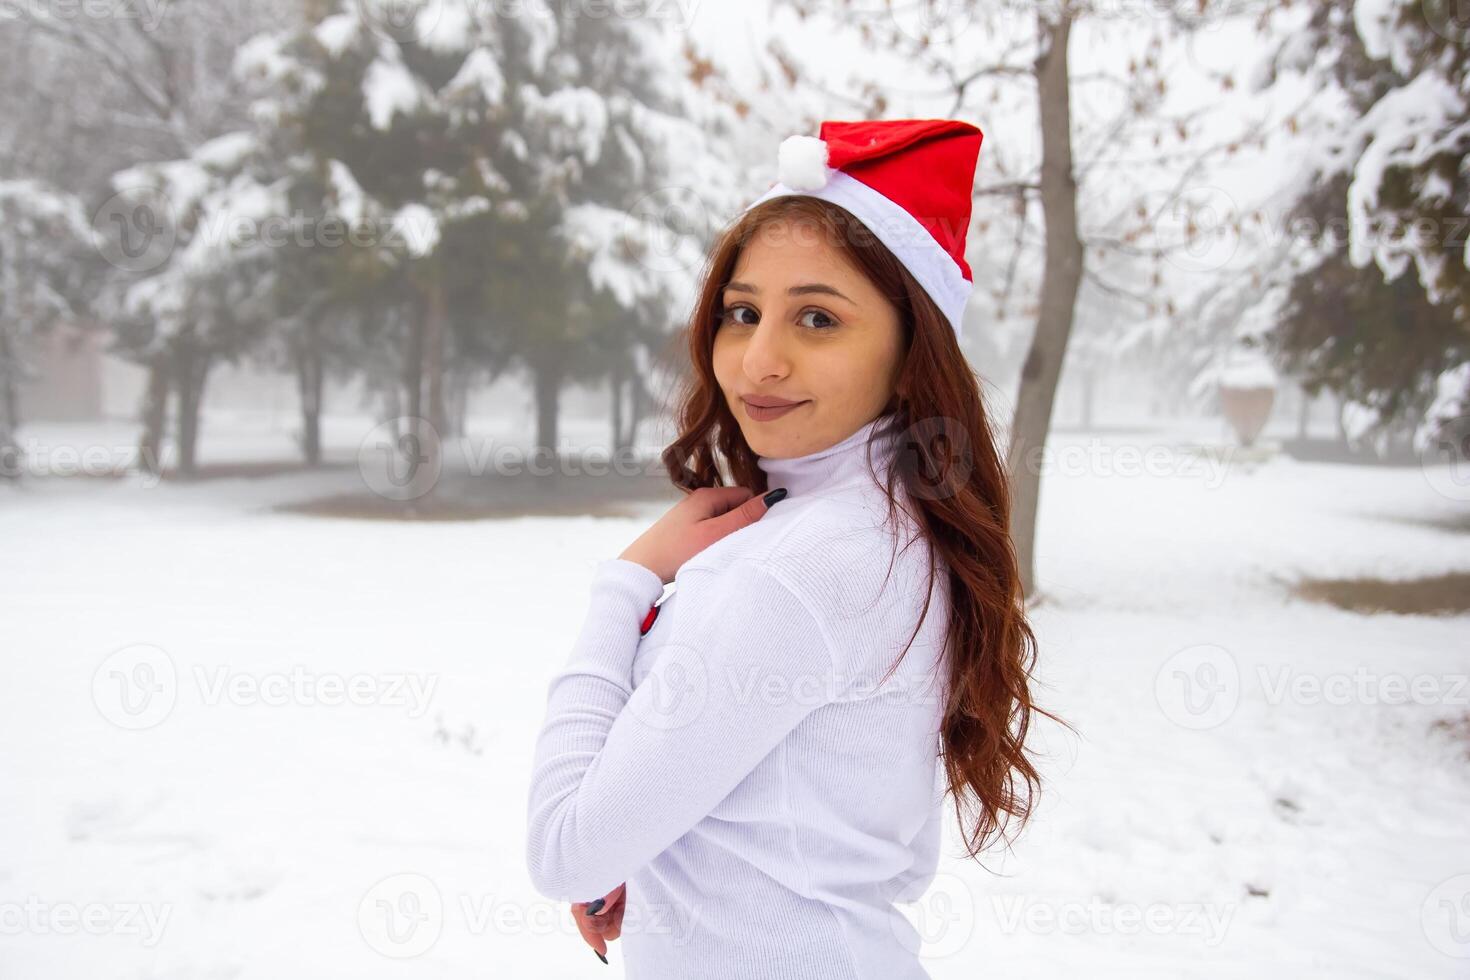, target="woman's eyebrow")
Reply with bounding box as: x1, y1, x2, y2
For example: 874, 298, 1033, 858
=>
724, 280, 855, 303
